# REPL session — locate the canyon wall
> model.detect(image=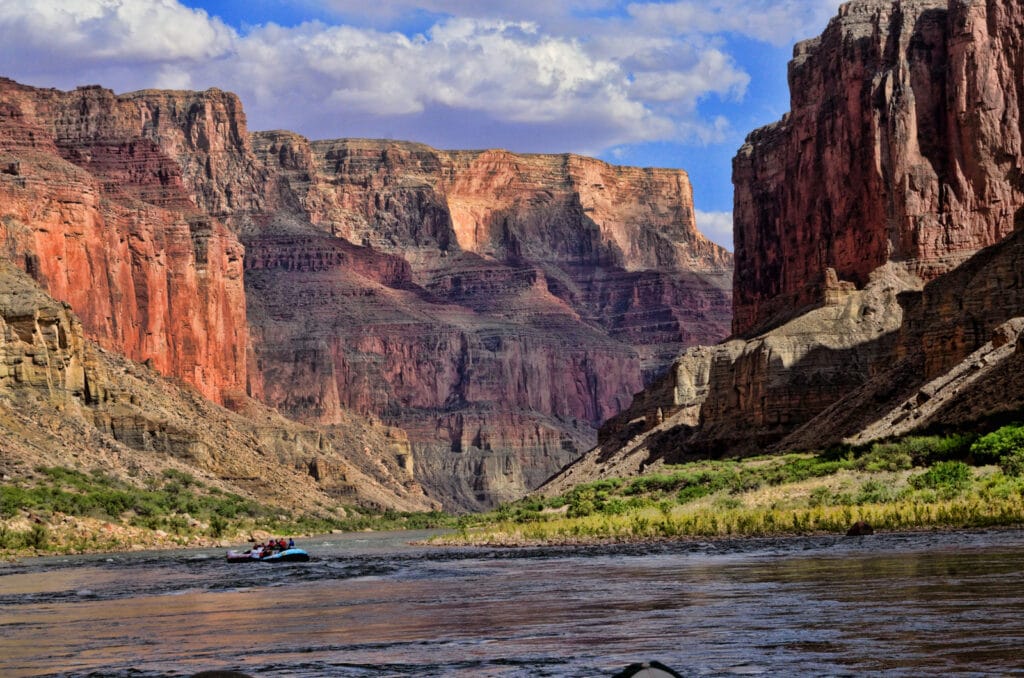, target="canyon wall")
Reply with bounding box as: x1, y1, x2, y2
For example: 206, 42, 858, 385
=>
0, 260, 436, 513
0, 78, 252, 404
0, 77, 732, 510
249, 135, 732, 508
733, 0, 1024, 337
544, 0, 1024, 492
